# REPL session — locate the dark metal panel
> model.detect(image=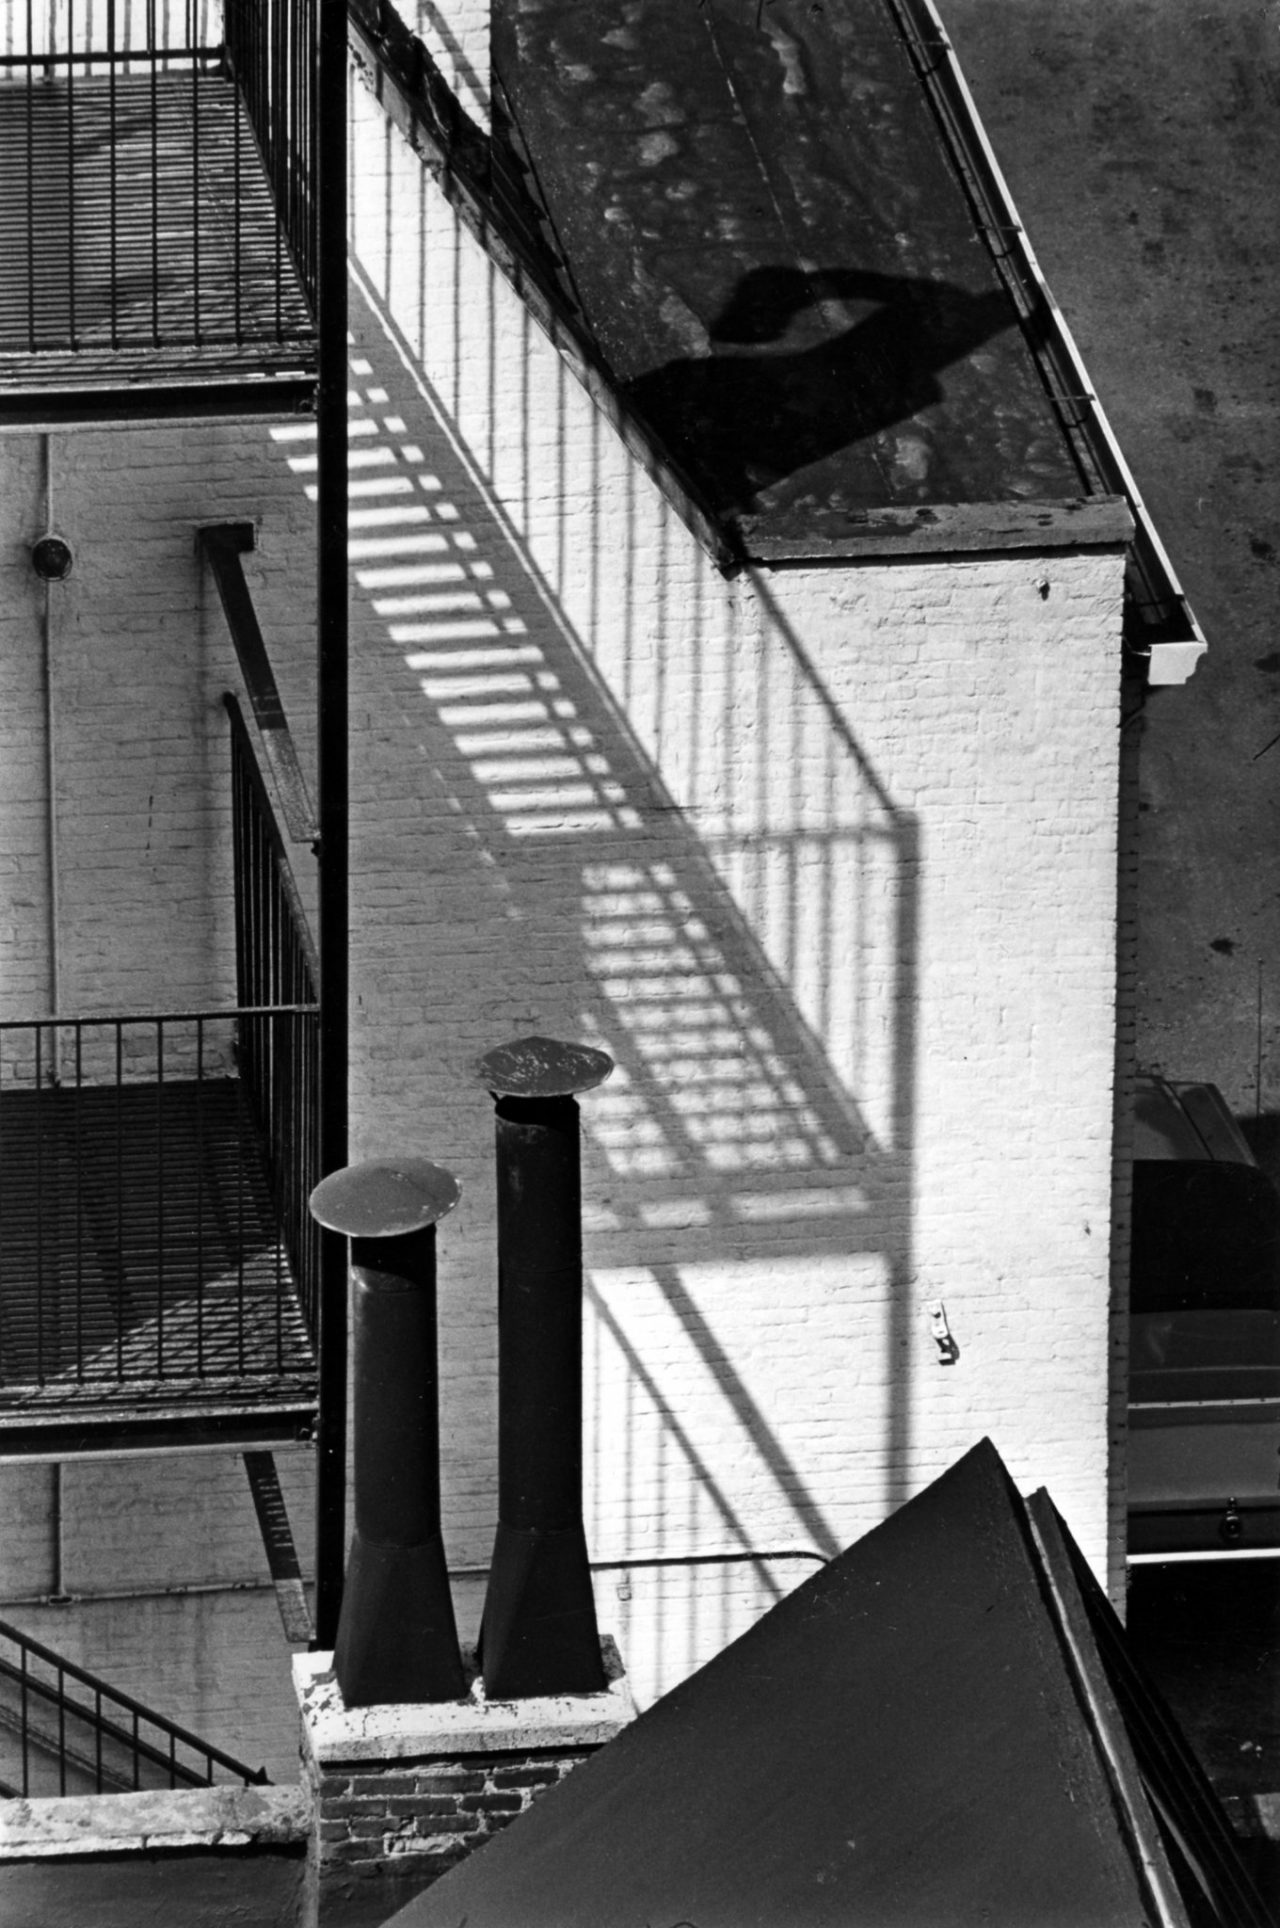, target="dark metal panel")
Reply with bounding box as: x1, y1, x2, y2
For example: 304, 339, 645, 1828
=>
388, 1441, 1180, 1928
207, 539, 319, 846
